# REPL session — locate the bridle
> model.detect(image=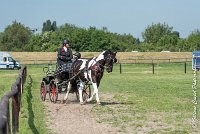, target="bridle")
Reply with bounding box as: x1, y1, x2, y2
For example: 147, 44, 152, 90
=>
104, 54, 117, 70
93, 54, 115, 70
